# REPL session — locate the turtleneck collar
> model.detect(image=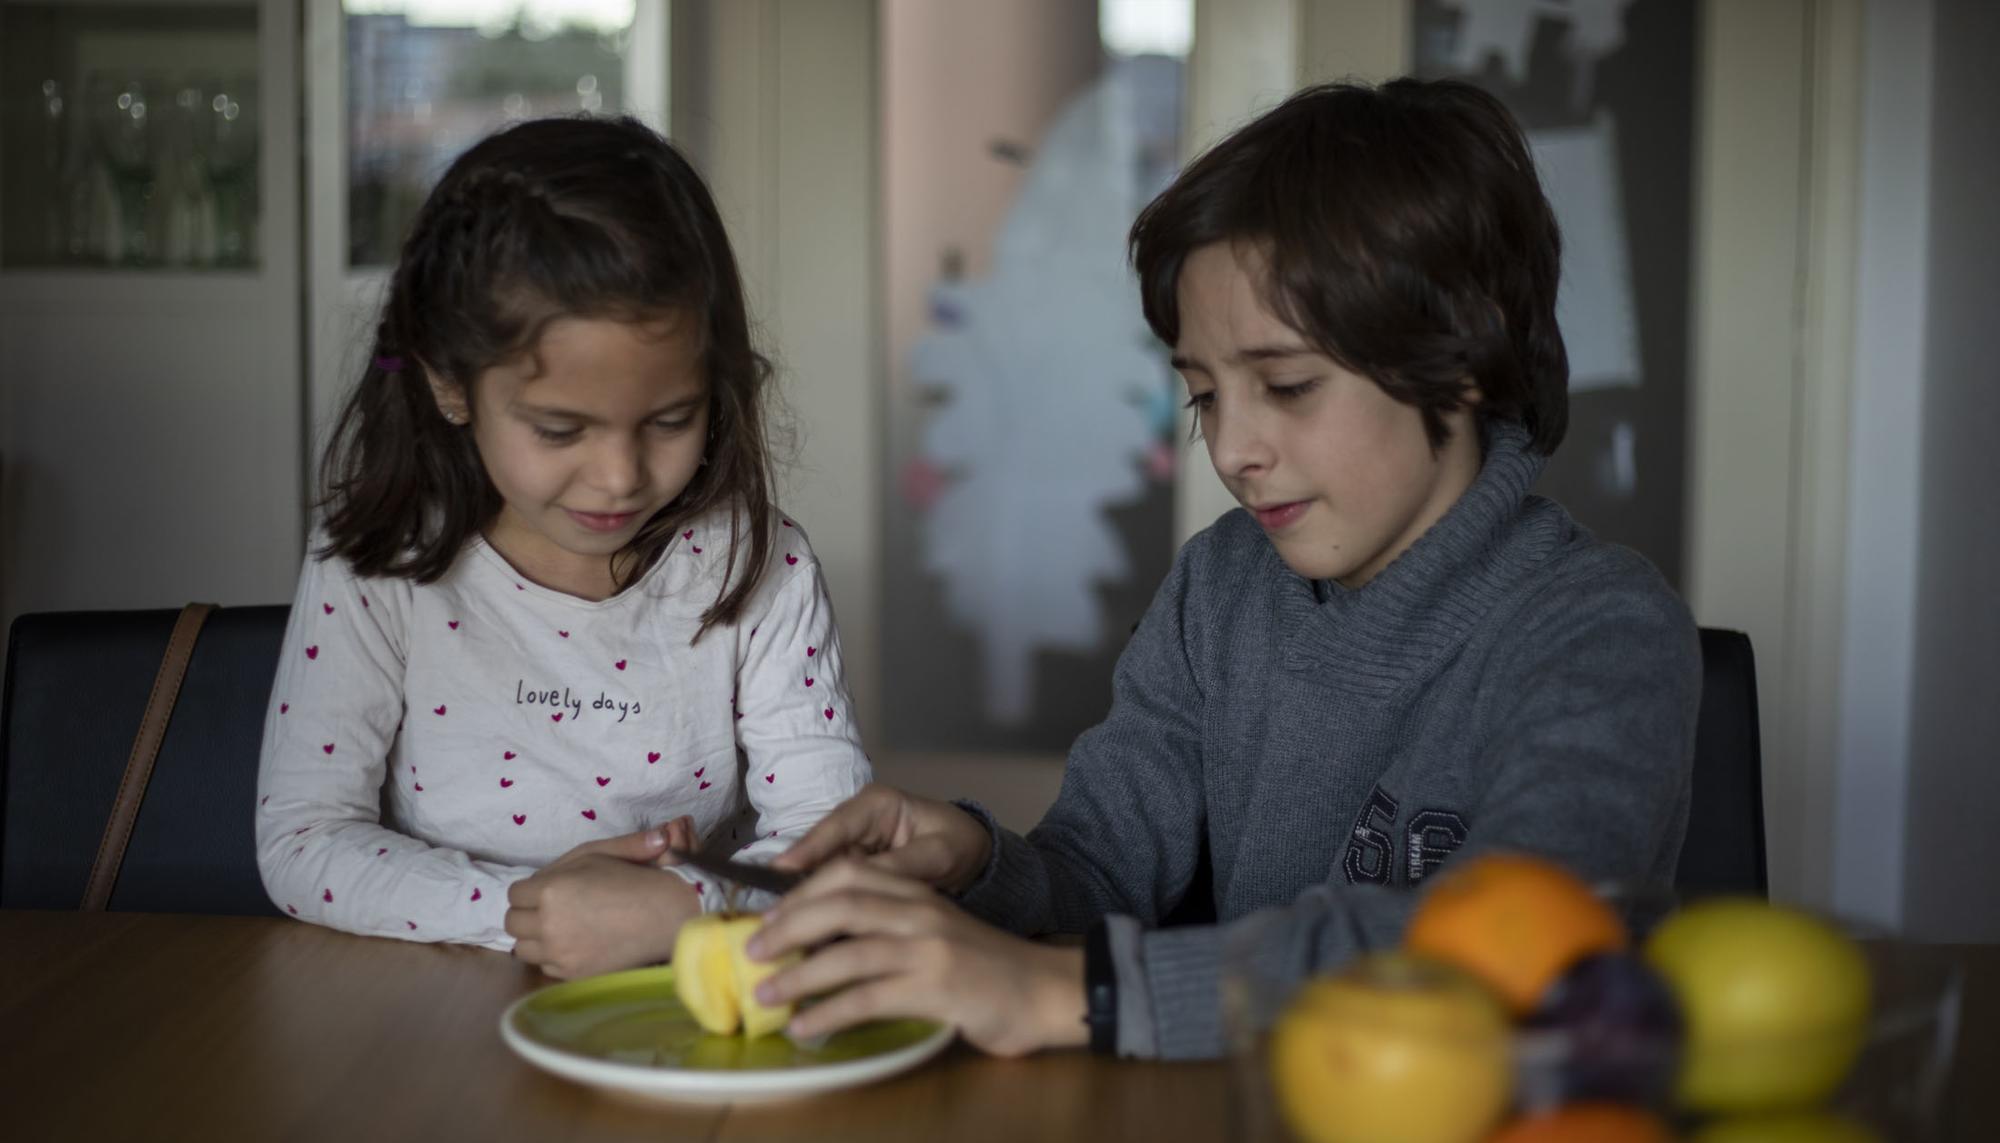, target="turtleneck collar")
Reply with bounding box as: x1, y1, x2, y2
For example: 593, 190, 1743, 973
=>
1274, 418, 1565, 696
